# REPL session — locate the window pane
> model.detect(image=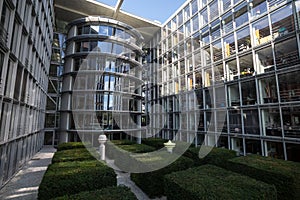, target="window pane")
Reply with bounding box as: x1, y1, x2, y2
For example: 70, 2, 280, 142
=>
241, 80, 257, 105
279, 71, 300, 103
271, 4, 294, 38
